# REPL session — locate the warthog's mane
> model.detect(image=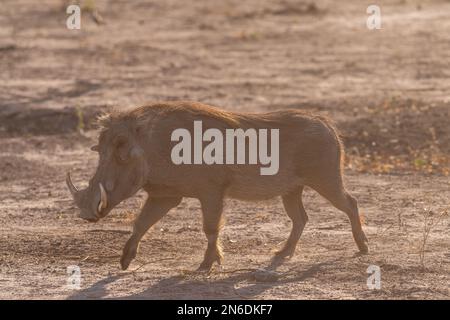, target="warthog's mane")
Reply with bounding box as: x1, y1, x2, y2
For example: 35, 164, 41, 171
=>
96, 101, 241, 134
94, 102, 343, 169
